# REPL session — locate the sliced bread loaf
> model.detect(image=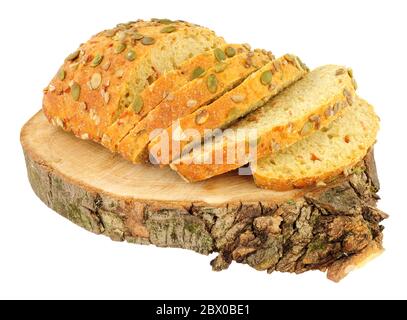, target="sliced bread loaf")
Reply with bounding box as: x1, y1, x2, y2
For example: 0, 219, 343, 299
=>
252, 97, 379, 190
170, 65, 357, 182
149, 54, 308, 164
43, 19, 224, 142
101, 44, 249, 151
118, 50, 273, 163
